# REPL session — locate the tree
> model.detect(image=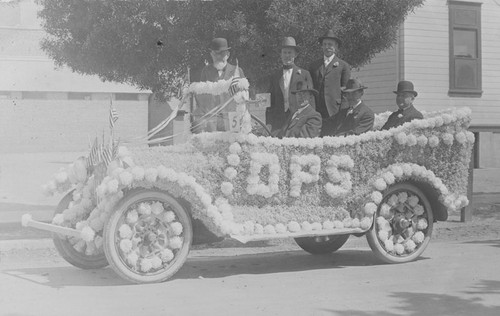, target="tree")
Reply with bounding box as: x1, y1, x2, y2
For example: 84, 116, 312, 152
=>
37, 0, 424, 97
